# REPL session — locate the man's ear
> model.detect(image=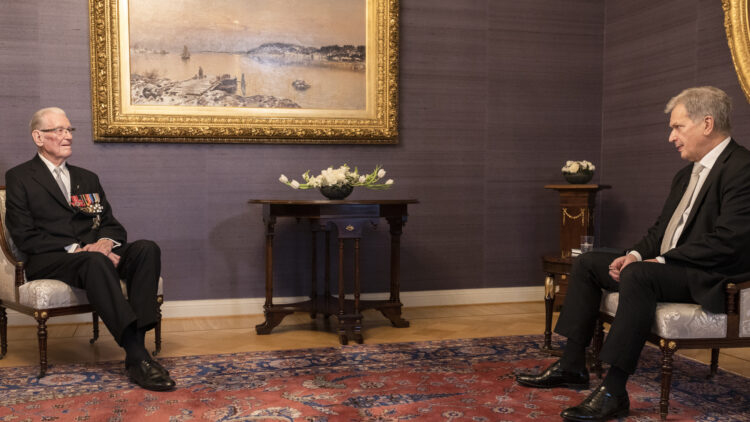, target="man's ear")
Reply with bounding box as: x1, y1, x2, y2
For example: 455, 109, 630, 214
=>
32, 132, 44, 147
703, 115, 715, 135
